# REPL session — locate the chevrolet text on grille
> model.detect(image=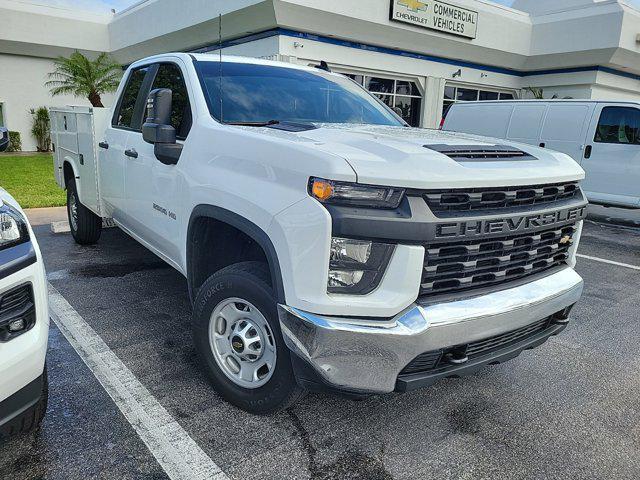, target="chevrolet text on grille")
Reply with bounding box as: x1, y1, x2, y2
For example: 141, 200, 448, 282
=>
435, 206, 588, 239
